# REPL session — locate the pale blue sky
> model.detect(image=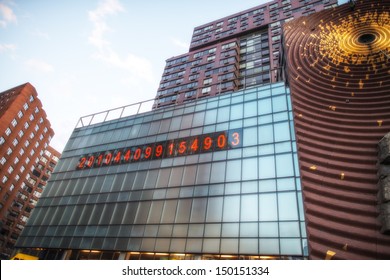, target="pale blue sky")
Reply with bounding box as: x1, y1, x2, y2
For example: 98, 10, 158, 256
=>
0, 0, 269, 152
